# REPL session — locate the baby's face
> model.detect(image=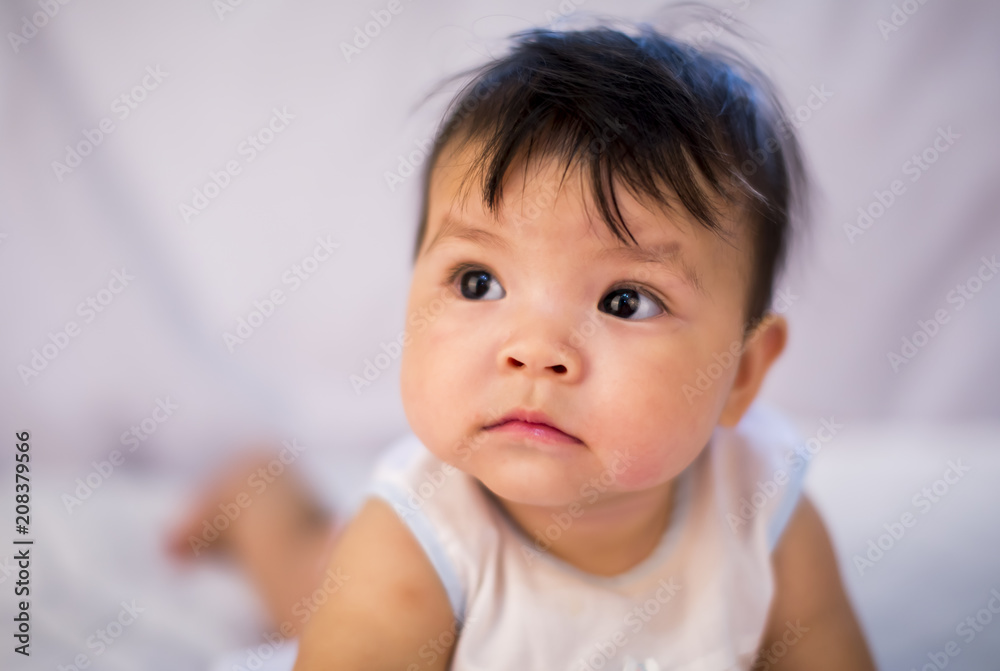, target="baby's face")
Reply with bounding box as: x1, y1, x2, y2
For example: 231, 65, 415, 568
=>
400, 145, 756, 508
